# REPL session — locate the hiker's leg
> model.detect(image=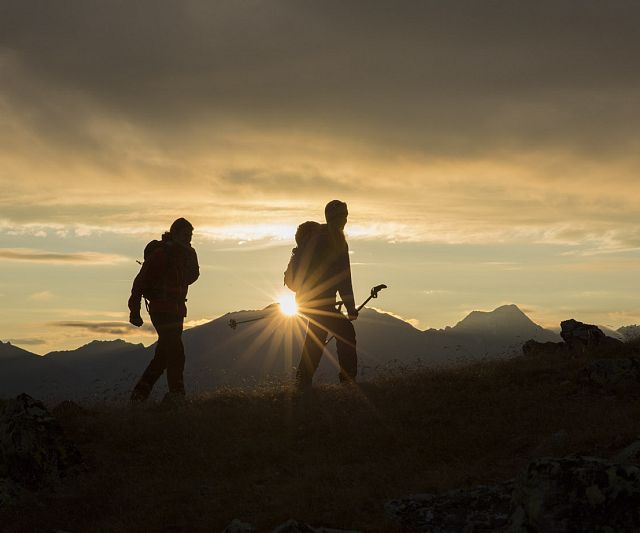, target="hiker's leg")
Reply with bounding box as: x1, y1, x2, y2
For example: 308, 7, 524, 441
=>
164, 316, 185, 395
296, 313, 329, 386
130, 312, 172, 400
333, 314, 357, 382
